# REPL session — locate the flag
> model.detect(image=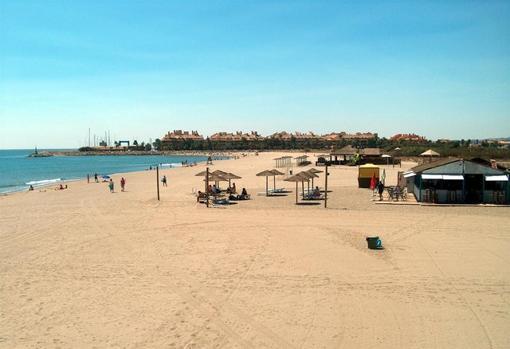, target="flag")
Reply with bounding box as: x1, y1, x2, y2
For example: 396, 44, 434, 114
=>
370, 173, 376, 190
